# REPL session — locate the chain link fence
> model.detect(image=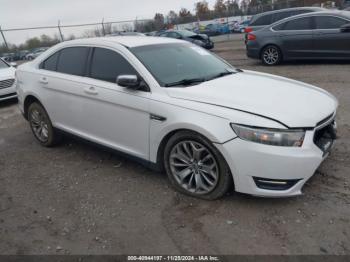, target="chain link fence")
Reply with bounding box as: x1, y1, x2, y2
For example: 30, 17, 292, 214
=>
0, 0, 346, 52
